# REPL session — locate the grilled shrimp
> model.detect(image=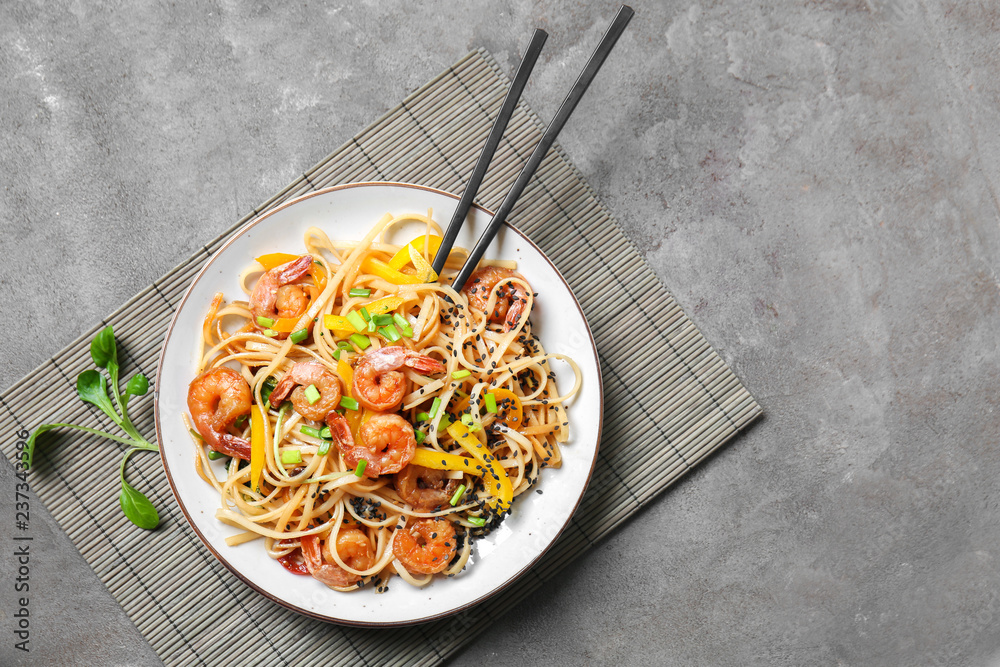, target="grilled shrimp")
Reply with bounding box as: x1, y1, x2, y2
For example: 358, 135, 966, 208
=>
269, 361, 342, 421
301, 529, 375, 588
352, 346, 446, 412
462, 266, 531, 331
392, 518, 457, 574
187, 367, 252, 459
249, 255, 313, 335
338, 413, 416, 479
394, 465, 461, 512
